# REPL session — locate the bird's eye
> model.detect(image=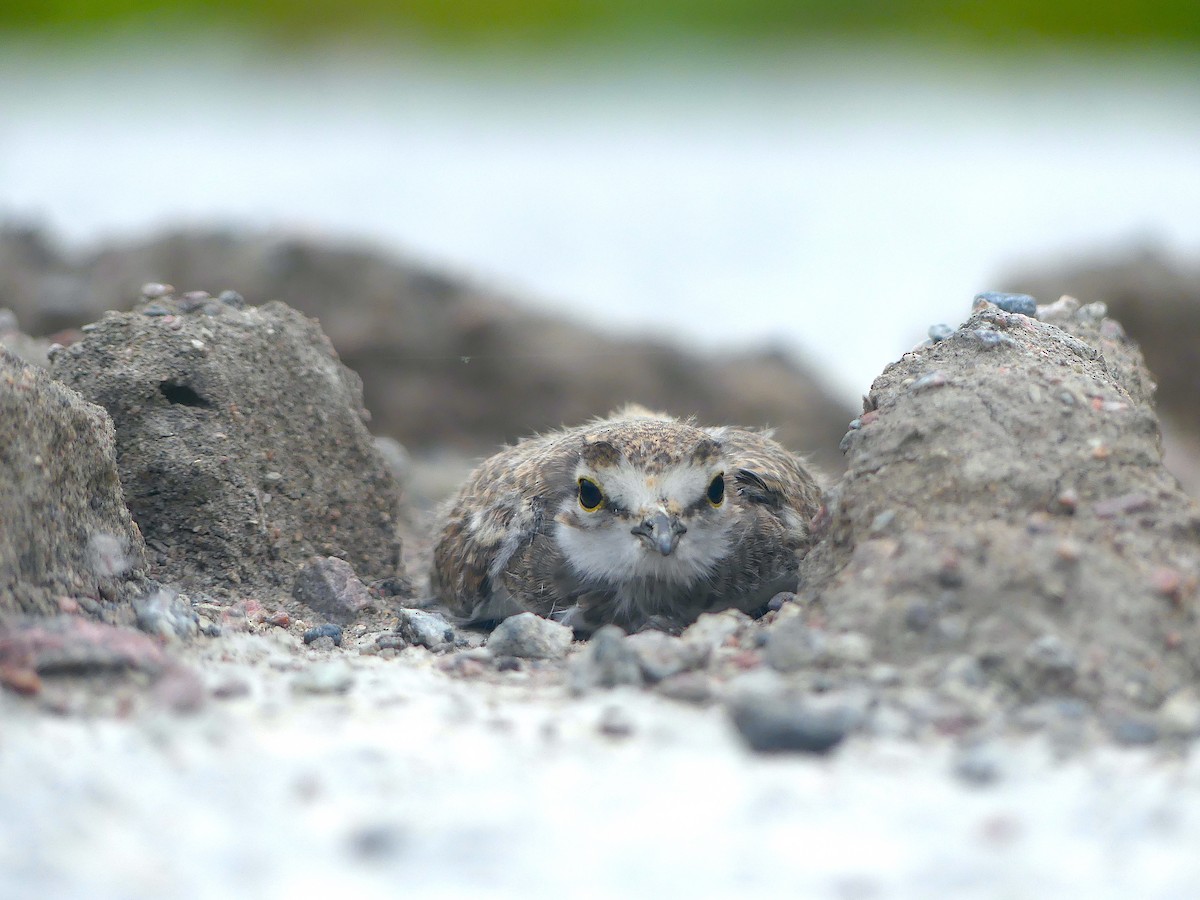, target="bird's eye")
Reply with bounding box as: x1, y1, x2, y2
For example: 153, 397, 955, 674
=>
578, 477, 605, 511
707, 473, 725, 507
